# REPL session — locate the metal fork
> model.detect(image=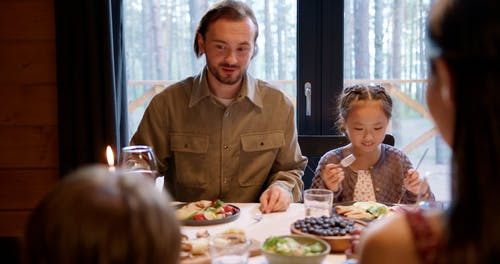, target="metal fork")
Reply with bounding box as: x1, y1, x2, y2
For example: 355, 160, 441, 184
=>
252, 212, 263, 222
397, 148, 429, 204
